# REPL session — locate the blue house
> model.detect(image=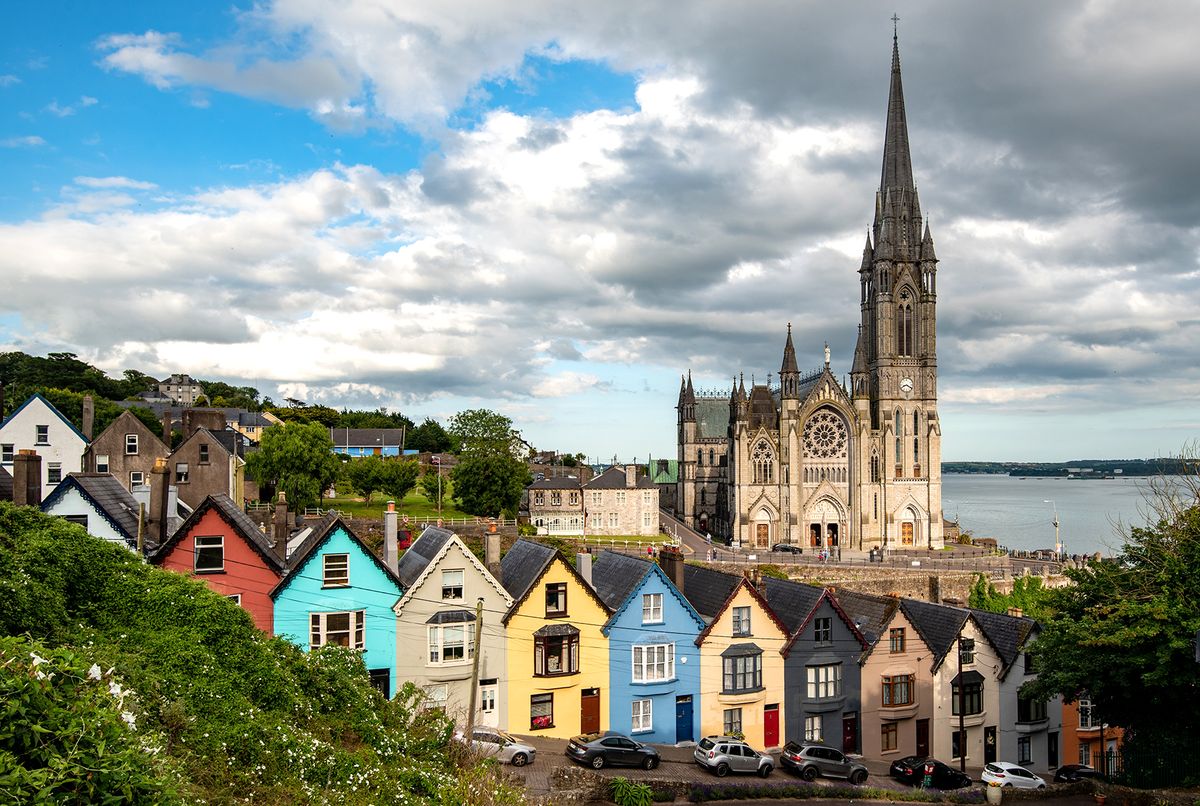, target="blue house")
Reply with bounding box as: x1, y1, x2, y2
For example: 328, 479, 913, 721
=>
591, 550, 705, 745
271, 516, 403, 697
